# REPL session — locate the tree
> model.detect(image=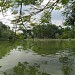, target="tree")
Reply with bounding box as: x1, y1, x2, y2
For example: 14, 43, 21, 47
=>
63, 0, 75, 26
0, 21, 13, 40
0, 0, 70, 28
40, 10, 51, 25
0, 0, 72, 39
0, 0, 69, 14
33, 24, 60, 39
63, 0, 75, 38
